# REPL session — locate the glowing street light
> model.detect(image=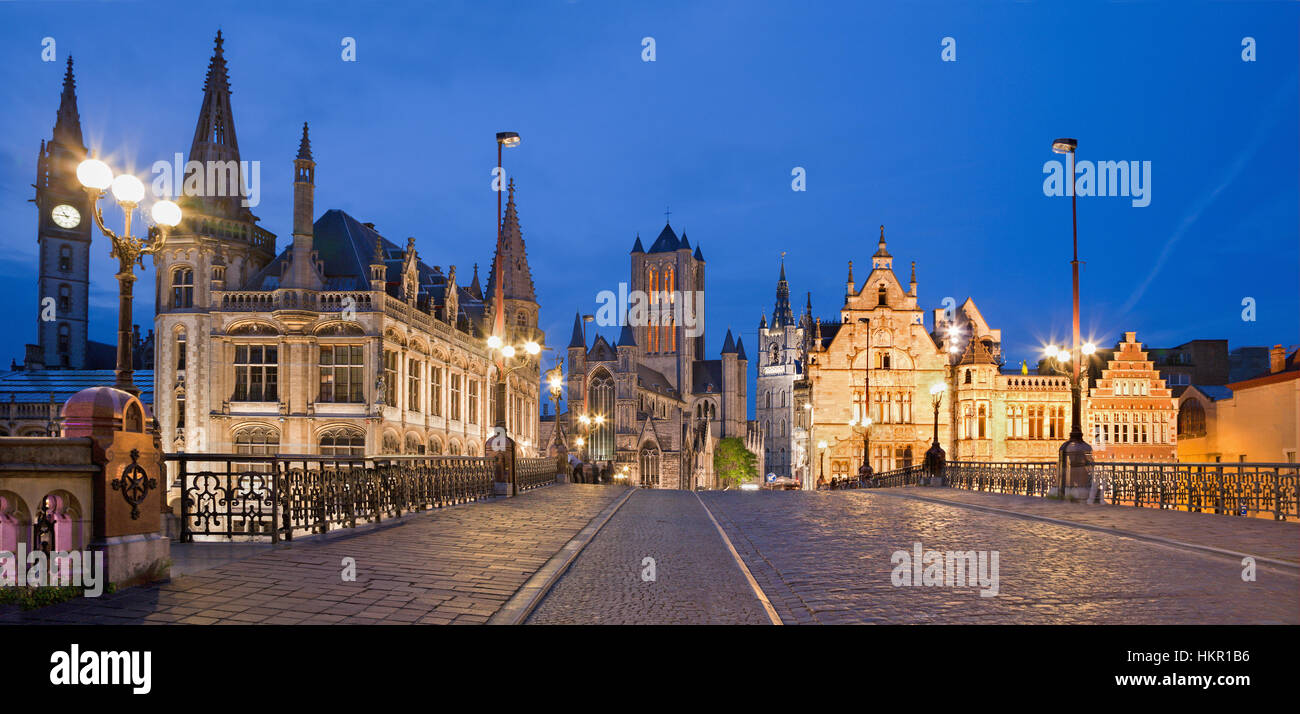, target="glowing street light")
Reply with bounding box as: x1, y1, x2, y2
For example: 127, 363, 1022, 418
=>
77, 156, 181, 395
